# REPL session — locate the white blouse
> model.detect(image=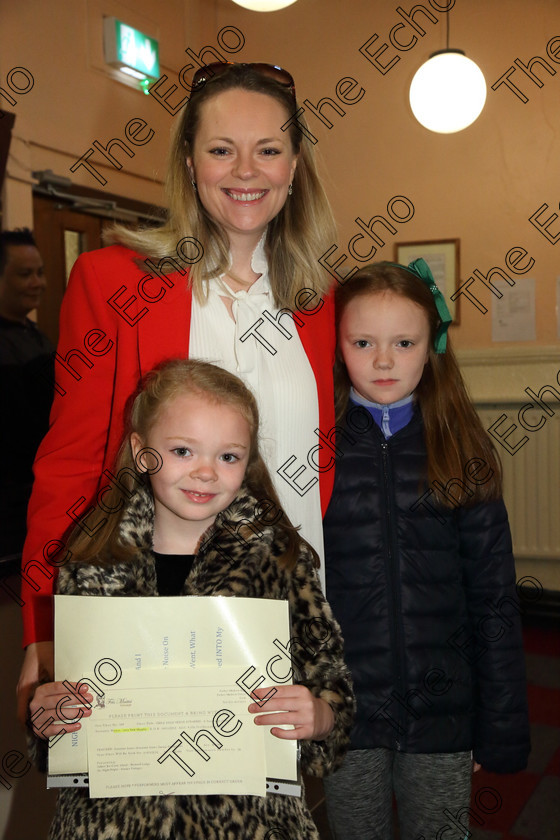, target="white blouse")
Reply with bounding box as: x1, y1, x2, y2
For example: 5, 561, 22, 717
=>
189, 239, 325, 587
